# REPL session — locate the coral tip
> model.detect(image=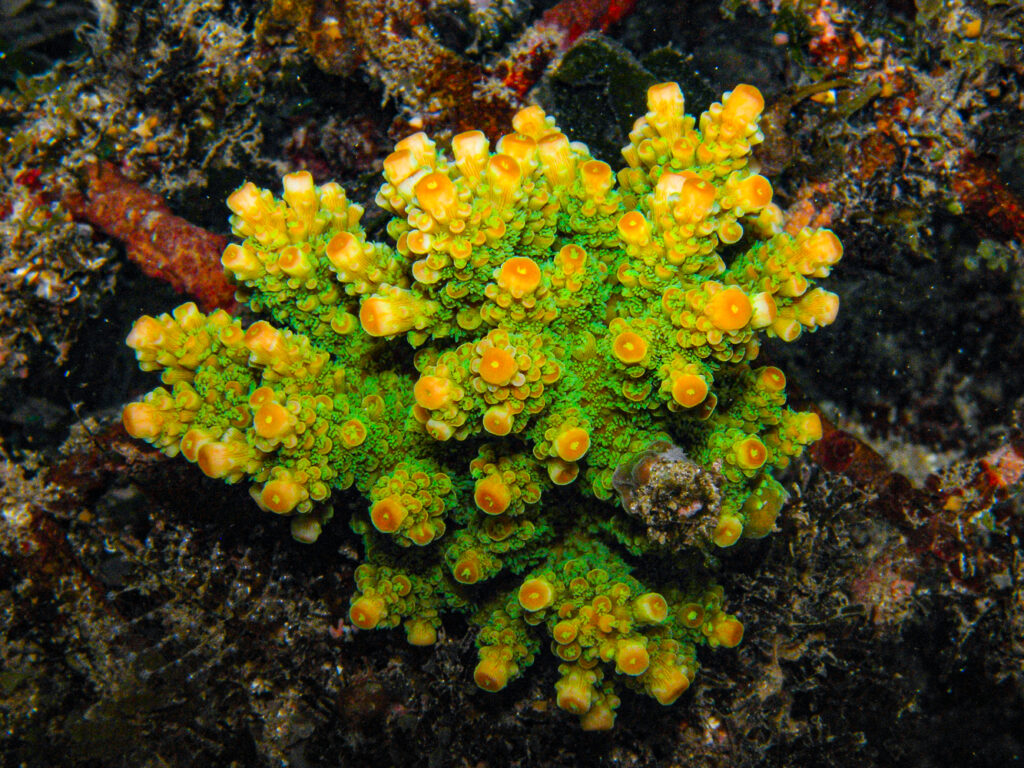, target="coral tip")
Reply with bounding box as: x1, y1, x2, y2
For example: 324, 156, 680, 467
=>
648, 666, 691, 705
555, 427, 591, 462
734, 436, 768, 470
671, 373, 709, 408
349, 596, 385, 630
479, 347, 517, 386
258, 478, 305, 515
615, 639, 651, 676
414, 375, 454, 410
518, 577, 555, 611
721, 84, 765, 127
482, 405, 514, 436
710, 615, 744, 647
474, 656, 511, 692
253, 401, 293, 439
757, 366, 786, 392
414, 172, 457, 219
474, 475, 512, 515
617, 211, 650, 246
612, 331, 648, 364
122, 403, 163, 440
371, 497, 408, 533
360, 296, 415, 337
453, 551, 483, 584
705, 287, 752, 331
498, 256, 542, 296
